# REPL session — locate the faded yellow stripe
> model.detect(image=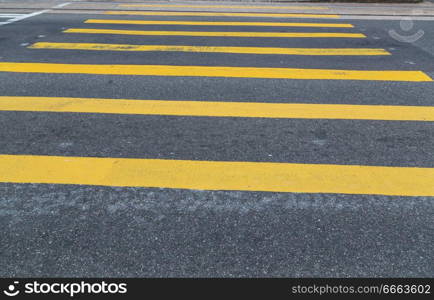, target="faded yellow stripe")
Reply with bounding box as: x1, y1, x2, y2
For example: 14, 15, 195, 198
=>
64, 28, 365, 38
85, 19, 353, 28
1, 154, 433, 196
29, 42, 389, 56
1, 96, 433, 121
0, 62, 431, 82
119, 4, 329, 10
104, 11, 340, 19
